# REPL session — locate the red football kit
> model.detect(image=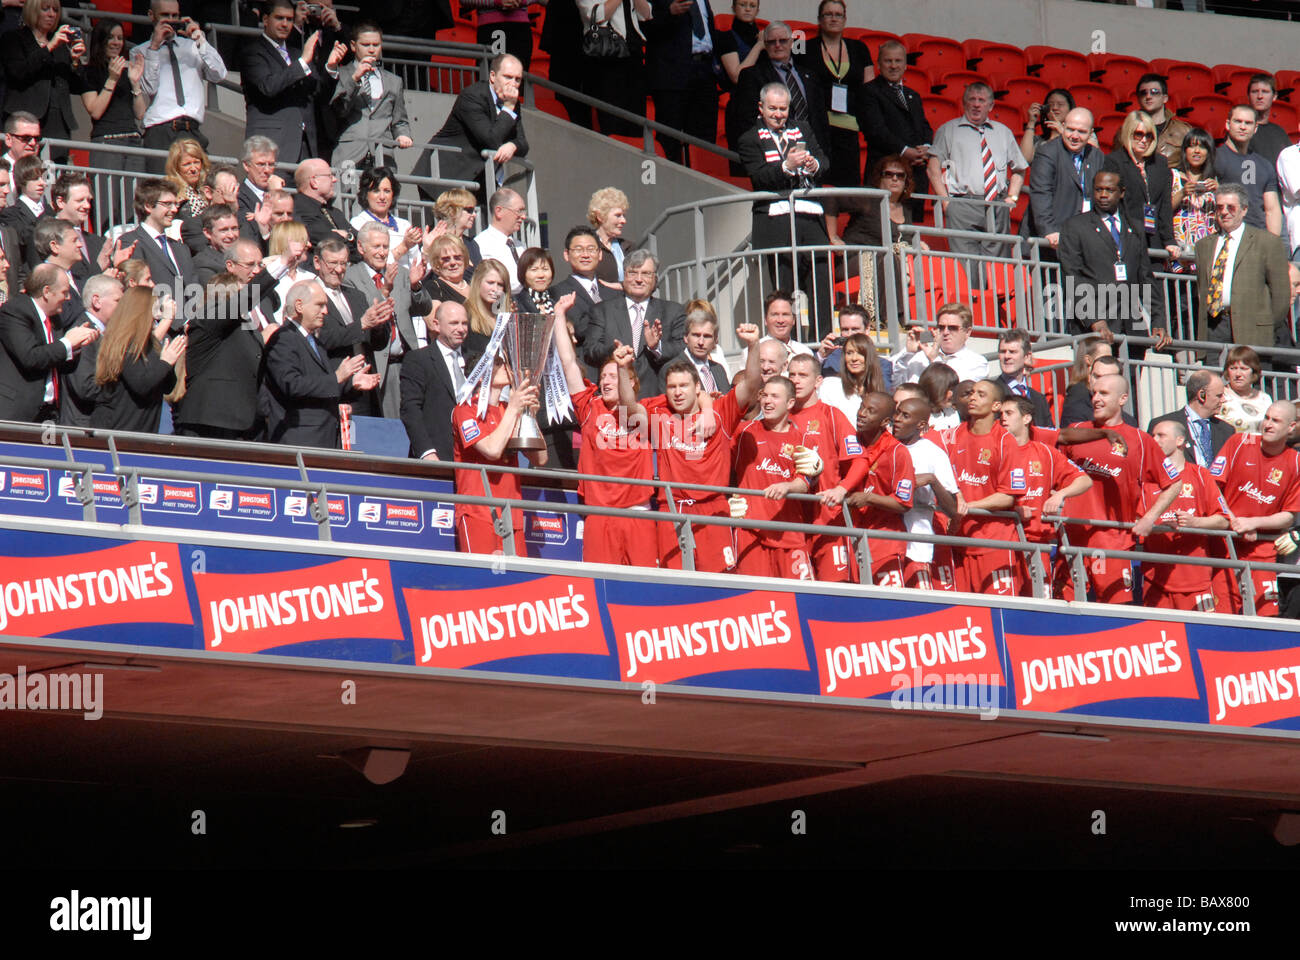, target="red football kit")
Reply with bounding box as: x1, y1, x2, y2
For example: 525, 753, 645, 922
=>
851, 430, 915, 587
1209, 433, 1300, 616
731, 416, 814, 580
790, 400, 869, 582
1140, 460, 1226, 612
643, 387, 748, 572
1010, 437, 1085, 595
1059, 421, 1178, 604
453, 400, 527, 557
948, 422, 1022, 596
572, 383, 657, 566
